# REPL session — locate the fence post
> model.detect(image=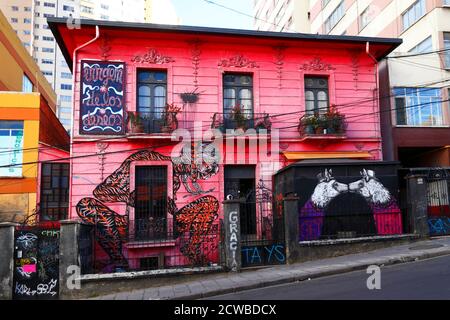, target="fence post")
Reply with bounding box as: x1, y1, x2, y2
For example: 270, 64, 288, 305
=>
0, 223, 17, 300
223, 200, 241, 272
283, 195, 300, 264
405, 174, 429, 237
59, 220, 81, 299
